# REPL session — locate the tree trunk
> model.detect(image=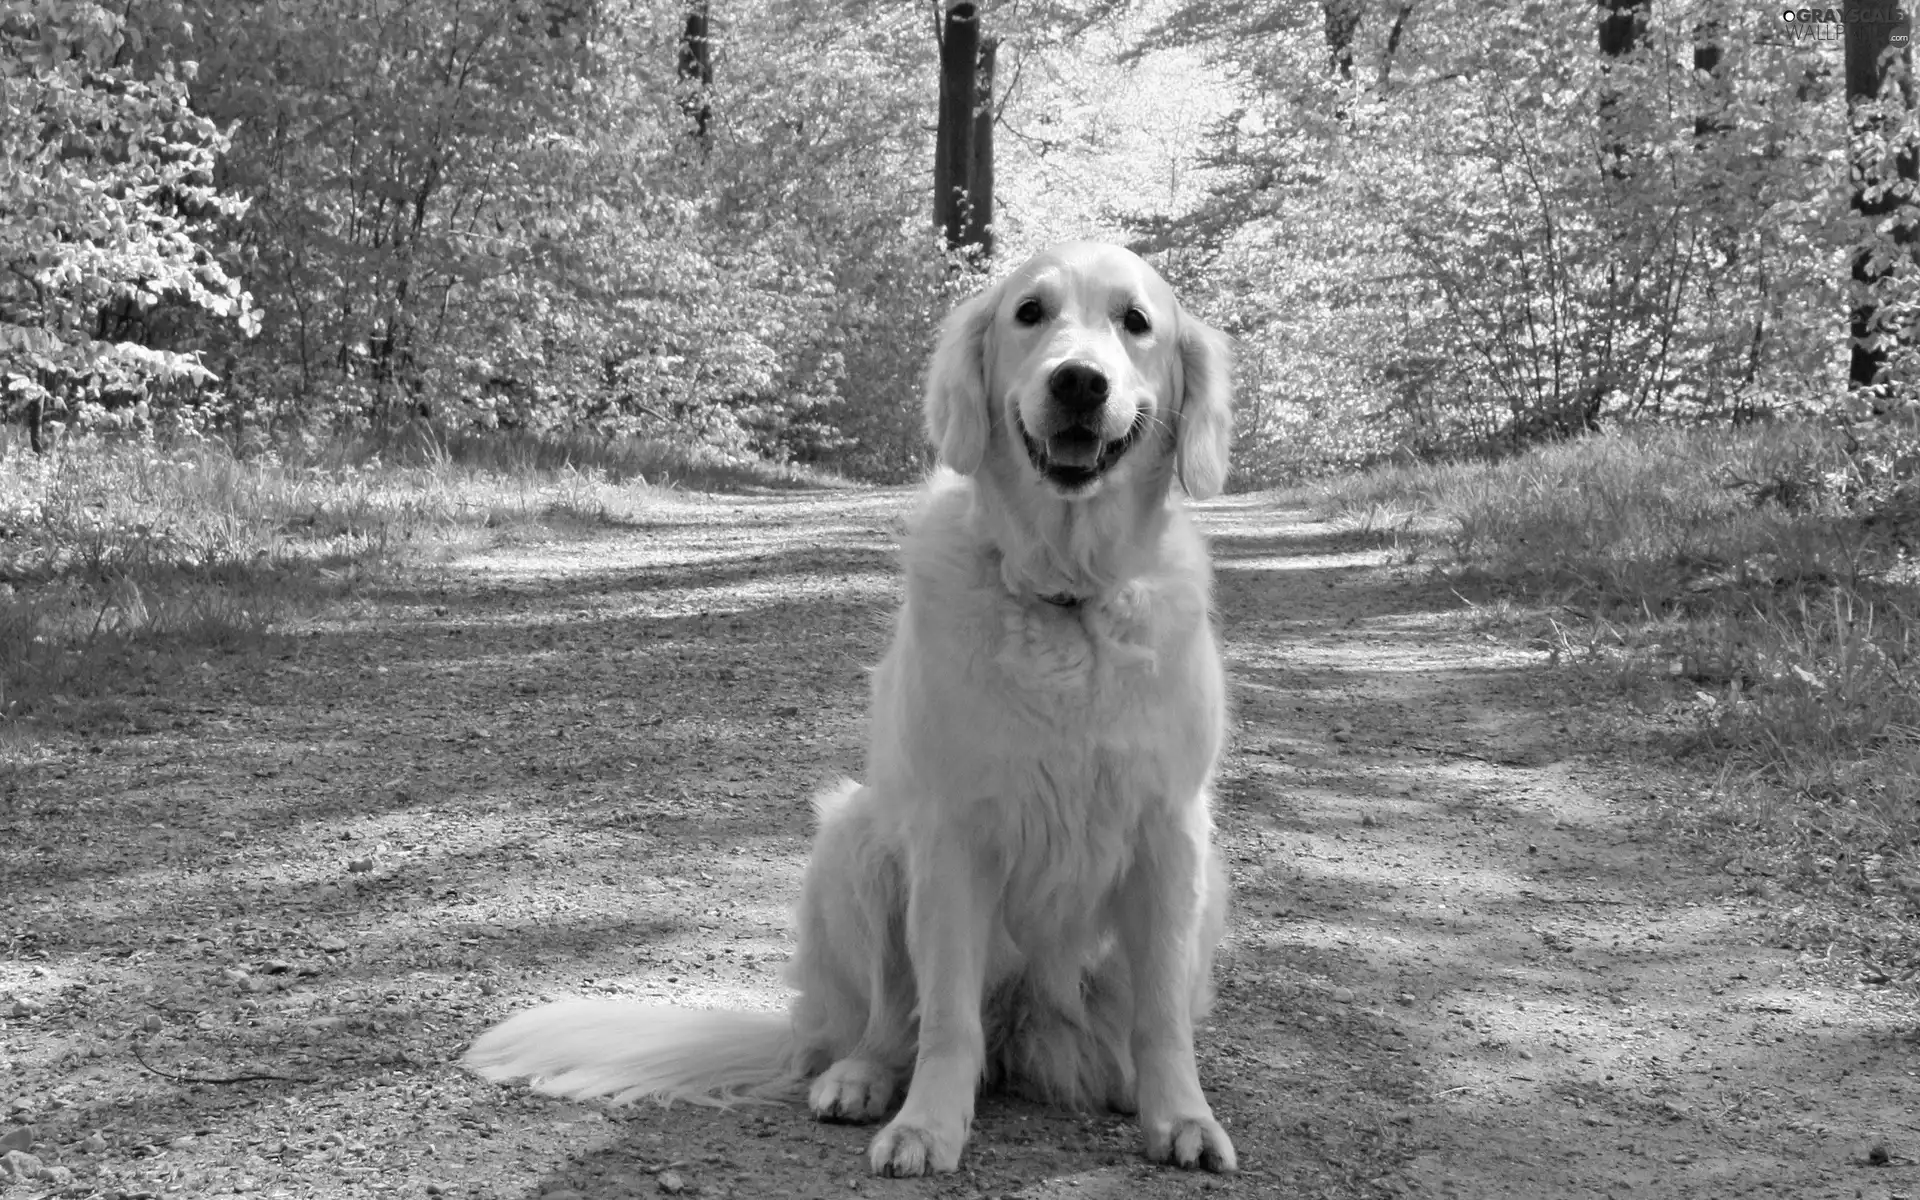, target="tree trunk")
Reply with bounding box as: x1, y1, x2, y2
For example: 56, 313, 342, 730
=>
1692, 18, 1729, 142
1323, 0, 1360, 81
1597, 0, 1648, 177
26, 395, 44, 455
1845, 7, 1917, 395
678, 0, 713, 144
962, 37, 995, 257
1379, 2, 1415, 90
935, 2, 979, 250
